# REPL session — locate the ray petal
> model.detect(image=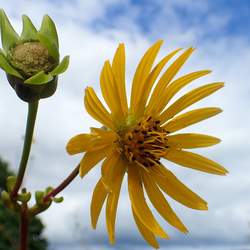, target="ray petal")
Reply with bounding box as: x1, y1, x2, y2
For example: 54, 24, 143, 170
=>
128, 165, 168, 238
150, 164, 208, 210
162, 107, 222, 132
142, 169, 188, 233
112, 43, 128, 115
147, 48, 194, 114
130, 40, 163, 112
167, 133, 221, 149
132, 207, 159, 249
79, 145, 112, 178
106, 158, 126, 244
165, 150, 228, 175
91, 178, 108, 229
160, 82, 224, 123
